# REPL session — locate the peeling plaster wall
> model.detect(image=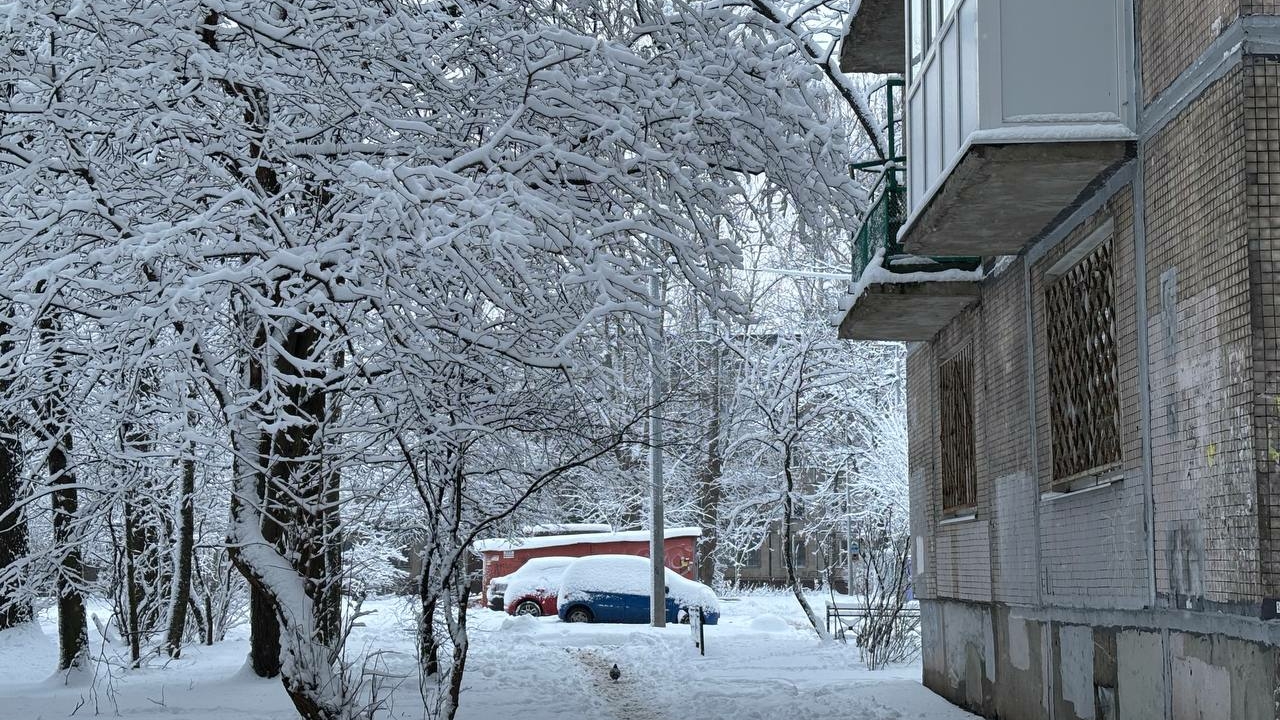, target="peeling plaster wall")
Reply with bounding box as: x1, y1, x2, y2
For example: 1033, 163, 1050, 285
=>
938, 601, 996, 715
1117, 630, 1166, 720
994, 607, 1047, 720
1056, 624, 1097, 720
